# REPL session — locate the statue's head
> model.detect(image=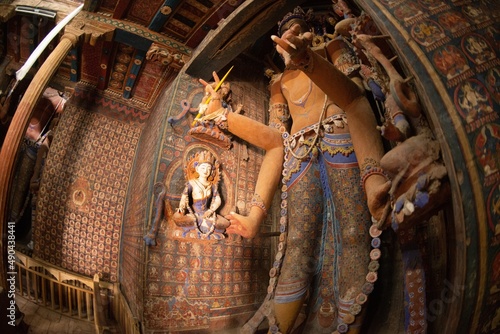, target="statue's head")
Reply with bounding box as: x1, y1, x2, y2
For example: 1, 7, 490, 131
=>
195, 162, 213, 179
278, 7, 312, 36
194, 151, 215, 167
188, 150, 219, 182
